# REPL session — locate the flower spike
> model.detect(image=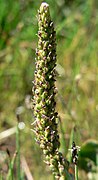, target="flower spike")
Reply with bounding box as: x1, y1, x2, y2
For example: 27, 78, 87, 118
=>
33, 2, 71, 179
